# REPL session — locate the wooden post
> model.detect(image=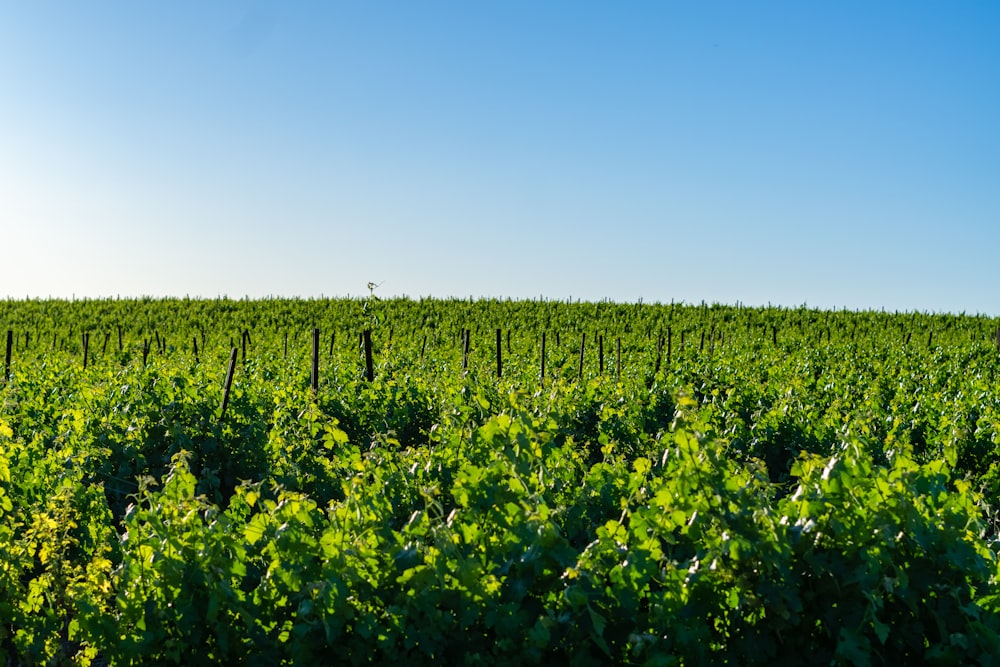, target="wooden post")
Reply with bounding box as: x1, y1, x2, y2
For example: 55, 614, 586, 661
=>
193, 336, 199, 364
283, 332, 288, 359
496, 328, 502, 378
506, 329, 511, 355
363, 329, 374, 382
699, 331, 705, 353
142, 339, 151, 365
578, 332, 585, 380
462, 329, 470, 374
540, 332, 546, 382
772, 325, 778, 346
4, 330, 12, 382
420, 335, 427, 360
117, 325, 123, 352
311, 328, 320, 394
666, 327, 672, 366
654, 335, 663, 374
927, 330, 933, 348
155, 330, 161, 353
82, 333, 89, 369
598, 335, 604, 374
102, 332, 110, 355
219, 347, 238, 422
329, 332, 335, 356
241, 330, 248, 363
